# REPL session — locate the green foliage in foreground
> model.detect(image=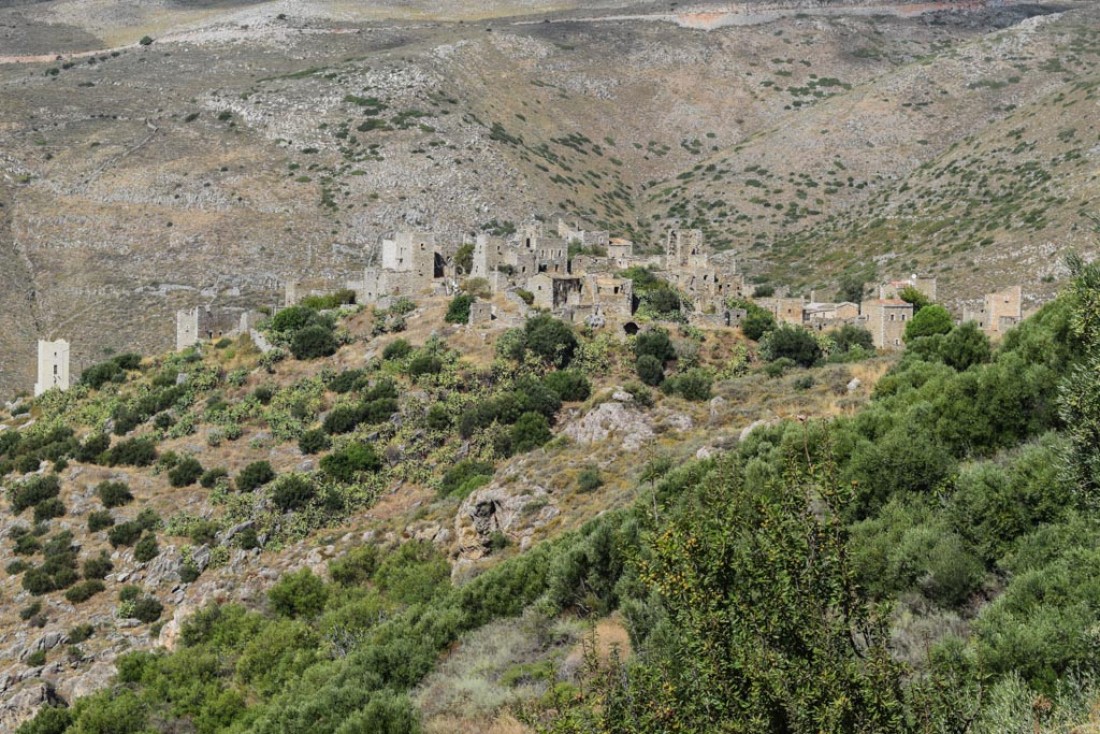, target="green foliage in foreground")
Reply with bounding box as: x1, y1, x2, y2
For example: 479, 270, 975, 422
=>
19, 258, 1100, 734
